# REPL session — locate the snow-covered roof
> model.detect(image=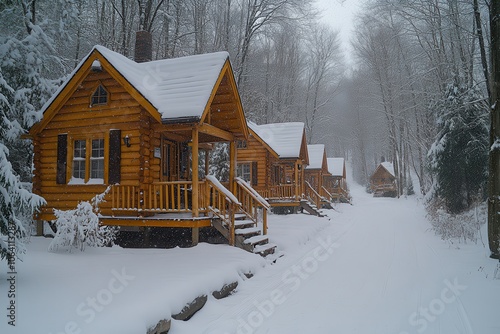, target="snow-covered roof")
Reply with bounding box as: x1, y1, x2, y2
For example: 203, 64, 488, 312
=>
380, 162, 395, 177
248, 121, 305, 159
40, 45, 229, 122
327, 158, 345, 177
305, 144, 325, 170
